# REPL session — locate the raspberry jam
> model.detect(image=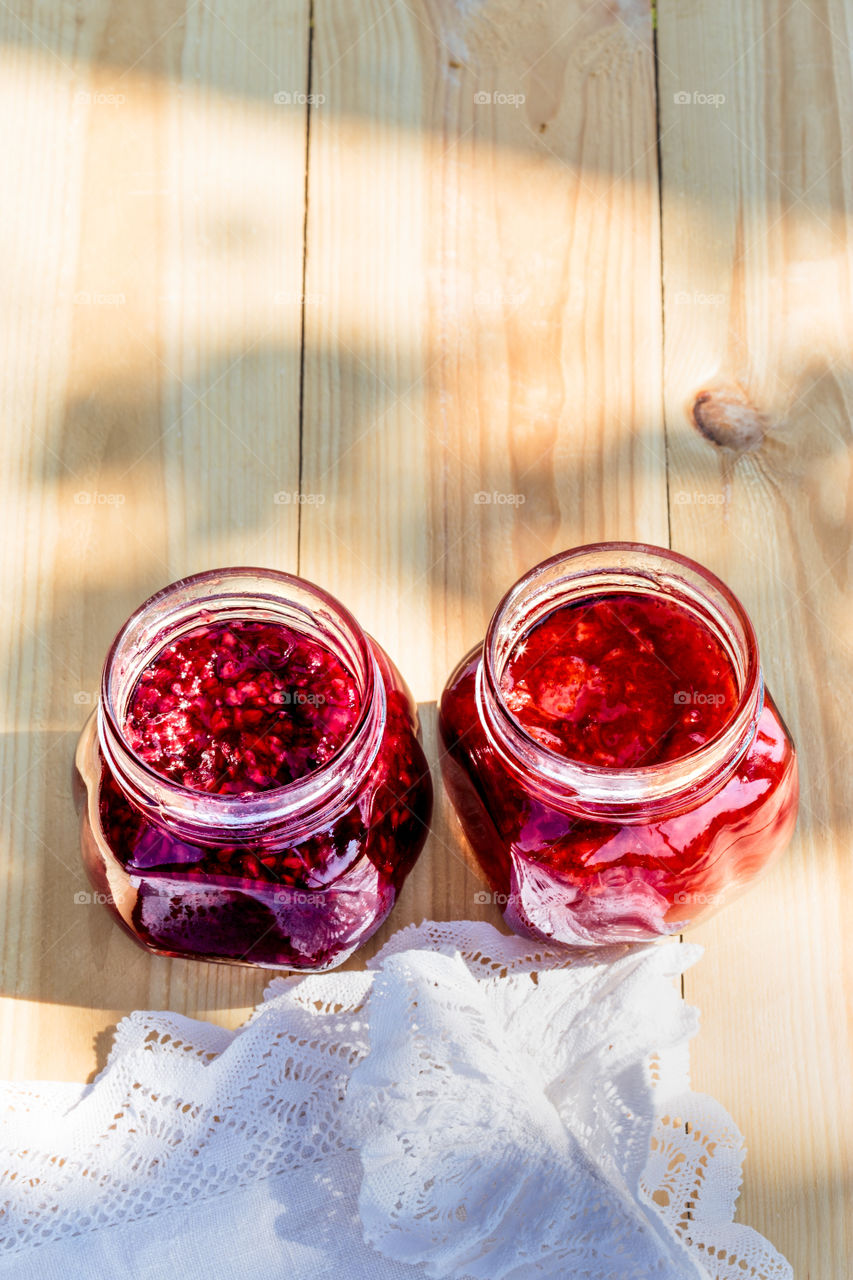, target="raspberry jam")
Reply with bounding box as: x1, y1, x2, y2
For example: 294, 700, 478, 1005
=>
439, 544, 798, 945
123, 620, 361, 793
499, 594, 739, 768
76, 570, 433, 971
